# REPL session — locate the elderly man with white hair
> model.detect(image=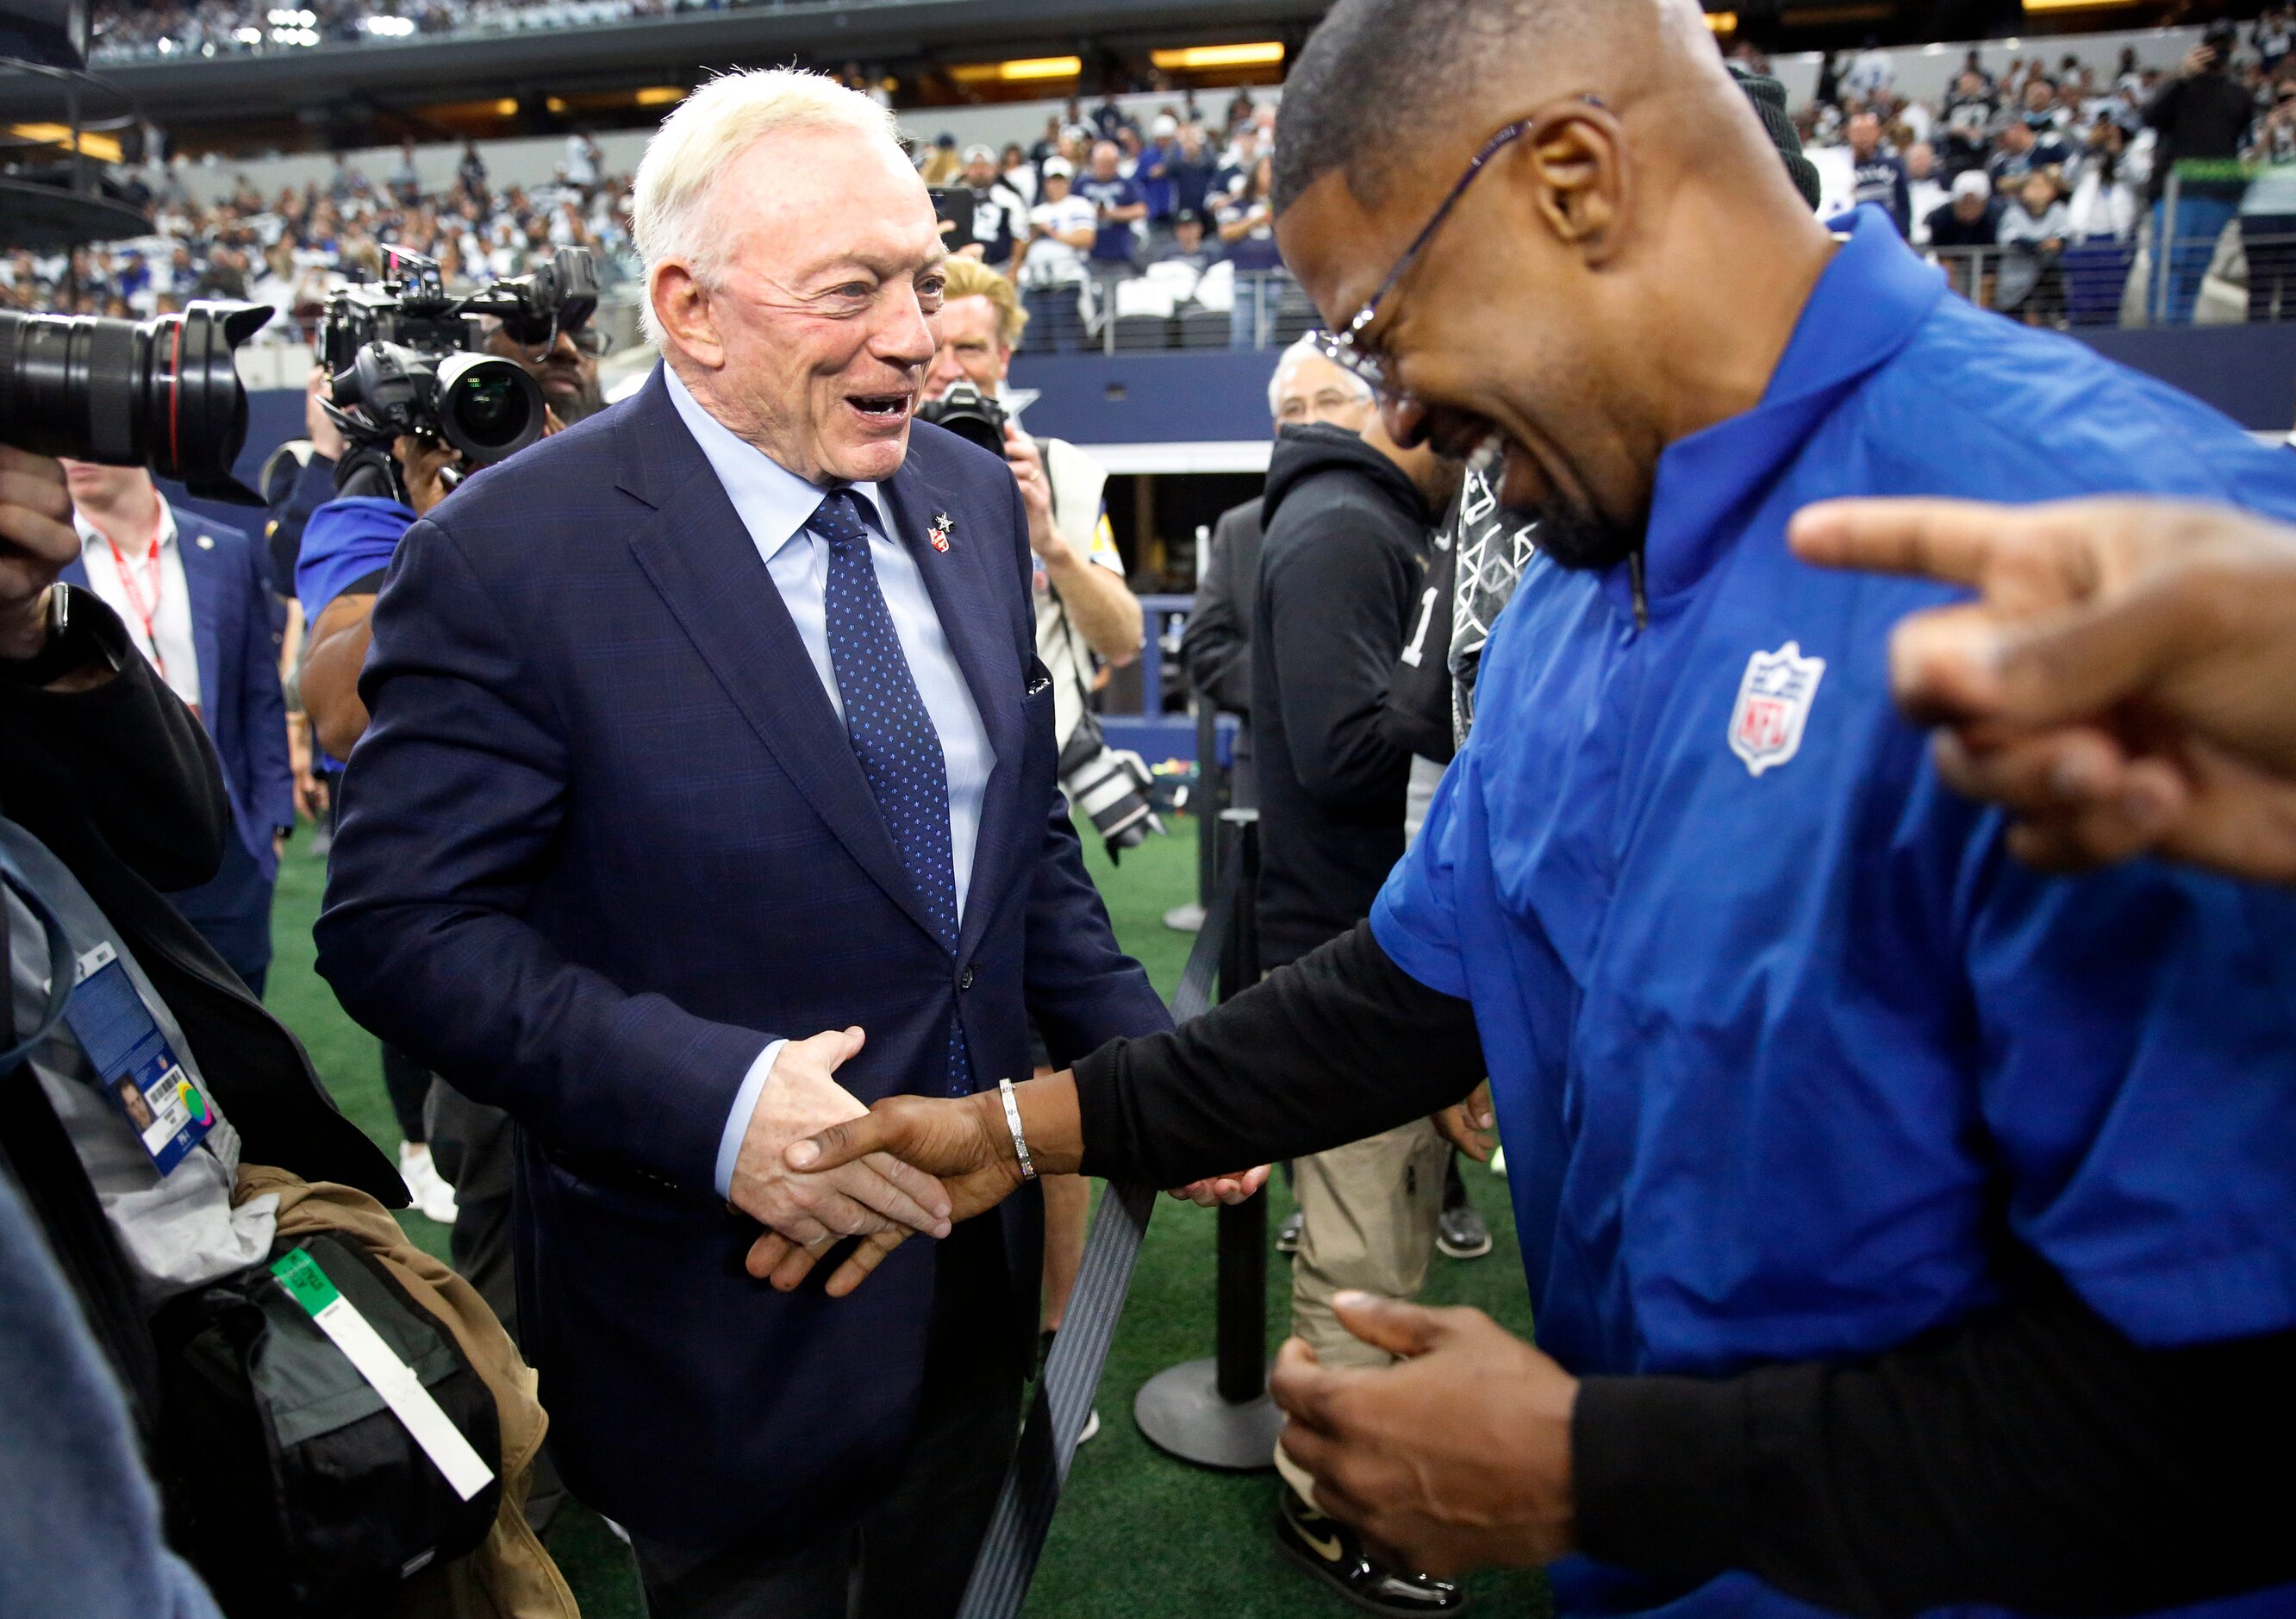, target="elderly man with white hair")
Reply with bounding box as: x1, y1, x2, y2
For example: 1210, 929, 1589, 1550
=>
315, 68, 1171, 1617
